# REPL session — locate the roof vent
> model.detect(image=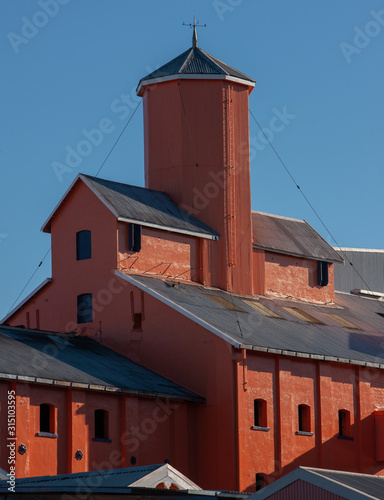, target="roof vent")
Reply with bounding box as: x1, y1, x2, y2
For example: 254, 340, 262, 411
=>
351, 289, 384, 300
